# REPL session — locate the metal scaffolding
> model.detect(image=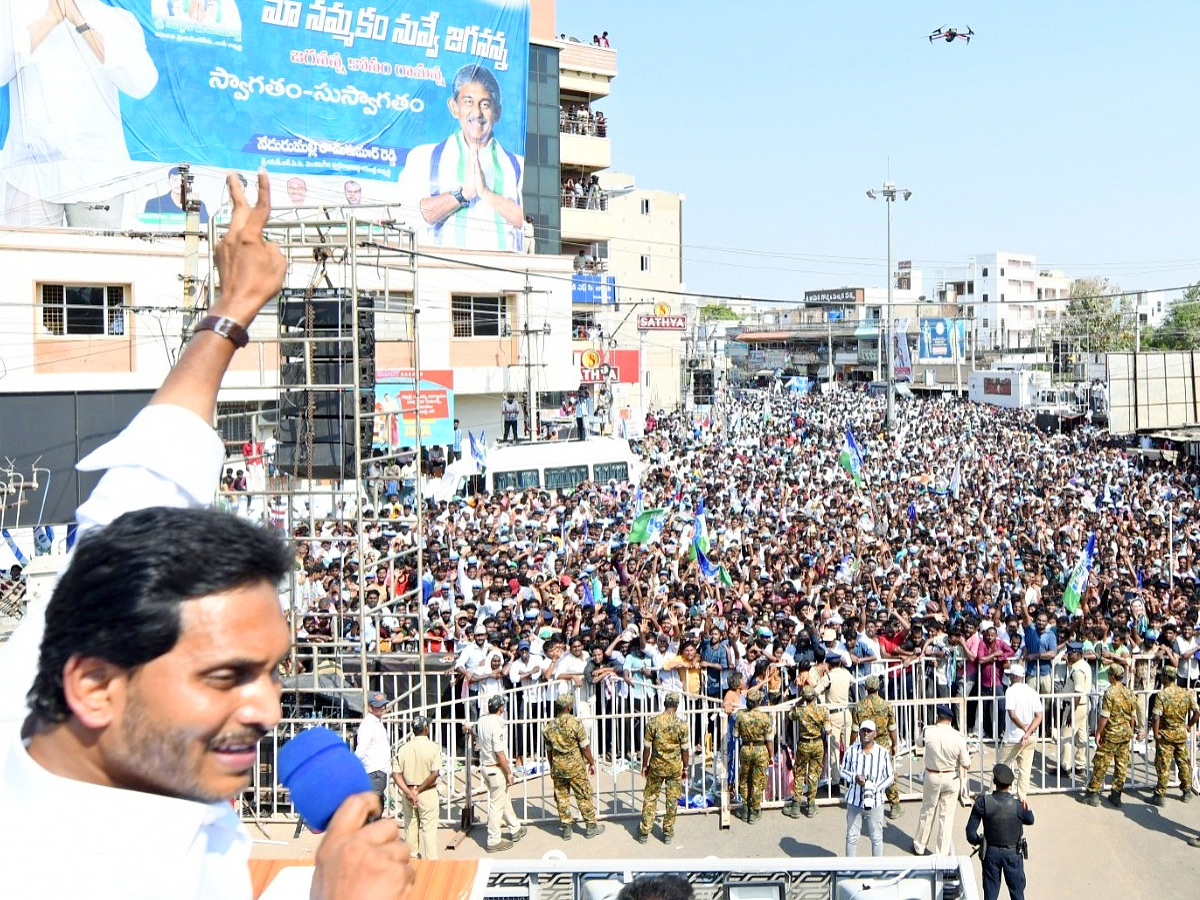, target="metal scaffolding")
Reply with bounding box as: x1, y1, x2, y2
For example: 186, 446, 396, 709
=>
203, 209, 438, 821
